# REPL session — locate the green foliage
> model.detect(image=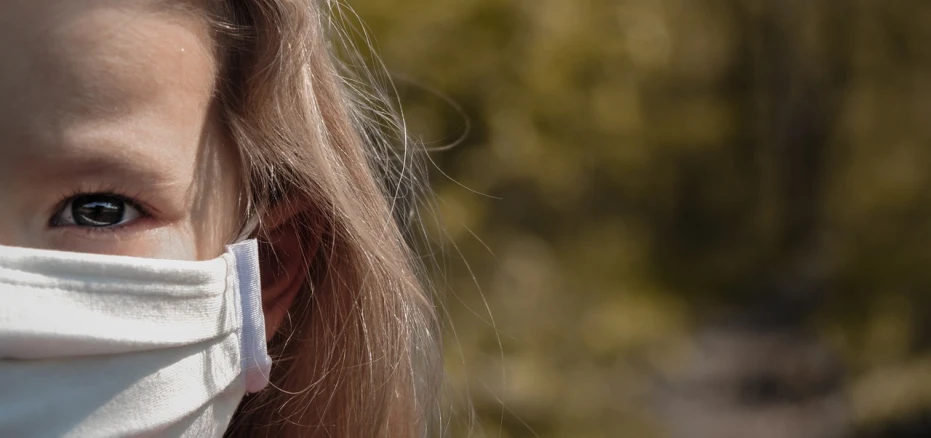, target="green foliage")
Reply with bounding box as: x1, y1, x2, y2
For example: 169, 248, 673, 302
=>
348, 0, 931, 436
